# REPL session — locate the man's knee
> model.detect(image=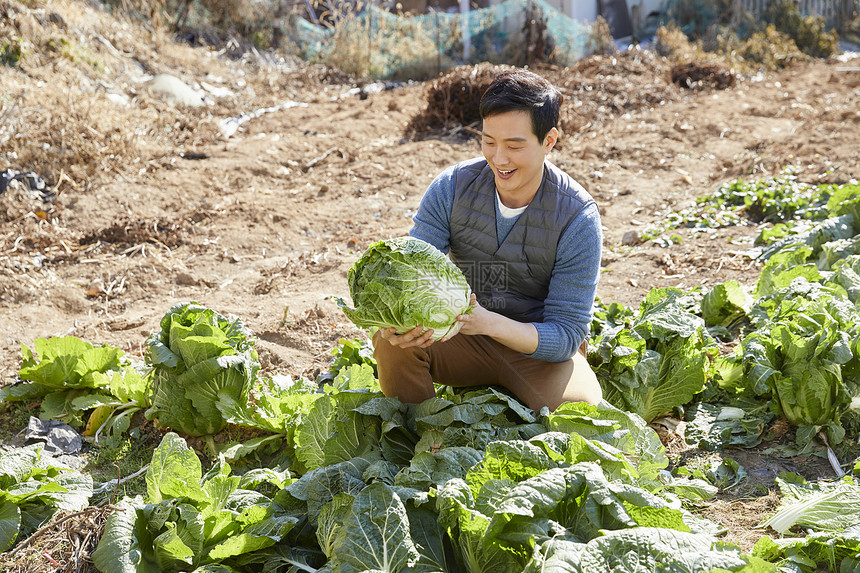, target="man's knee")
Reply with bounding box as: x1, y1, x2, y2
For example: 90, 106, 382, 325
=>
563, 354, 602, 406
